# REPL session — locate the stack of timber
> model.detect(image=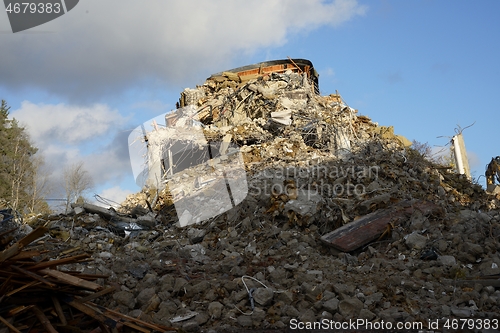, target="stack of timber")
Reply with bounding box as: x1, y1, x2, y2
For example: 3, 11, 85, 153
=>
0, 226, 176, 333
